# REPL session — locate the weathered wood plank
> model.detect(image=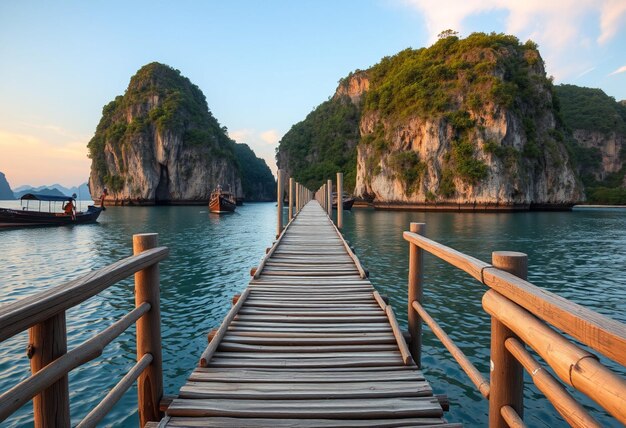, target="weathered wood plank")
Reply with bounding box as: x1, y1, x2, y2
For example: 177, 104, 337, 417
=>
188, 368, 426, 383
179, 380, 433, 399
166, 397, 443, 419
164, 416, 459, 427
